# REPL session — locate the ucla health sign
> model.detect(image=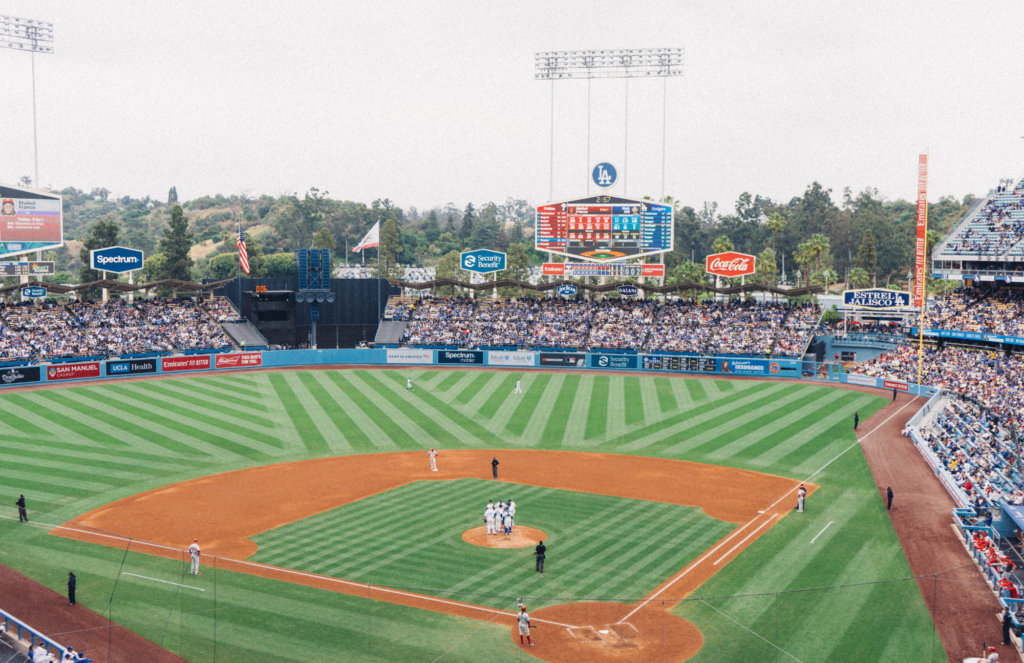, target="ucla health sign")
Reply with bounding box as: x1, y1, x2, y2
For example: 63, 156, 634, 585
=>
460, 249, 506, 274
843, 288, 911, 308
91, 246, 144, 273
